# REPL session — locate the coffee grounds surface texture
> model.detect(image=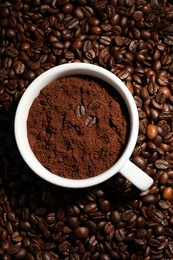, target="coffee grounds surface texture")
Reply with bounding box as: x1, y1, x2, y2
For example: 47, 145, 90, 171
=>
27, 76, 128, 179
